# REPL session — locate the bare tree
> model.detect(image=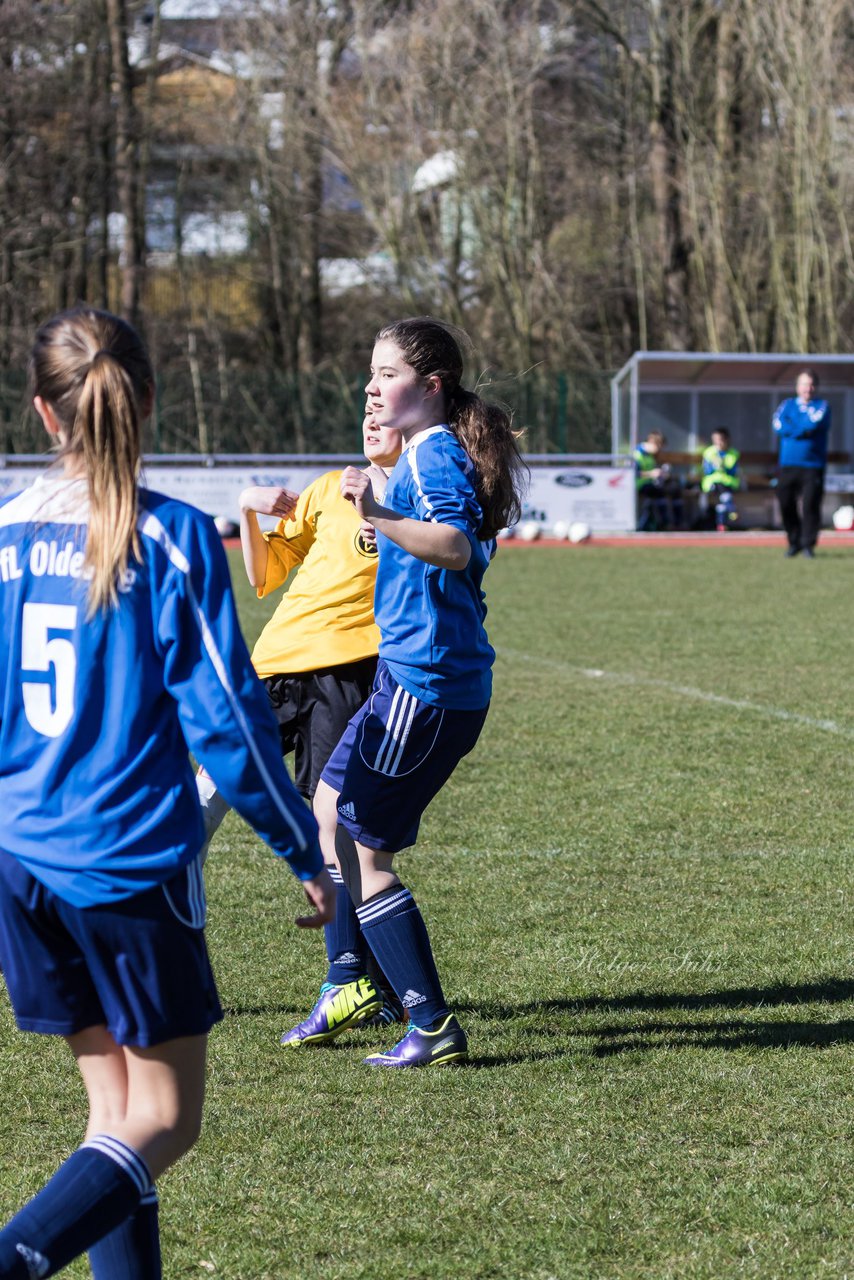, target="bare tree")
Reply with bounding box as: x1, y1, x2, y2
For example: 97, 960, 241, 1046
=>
3, 0, 854, 457
106, 0, 145, 326
329, 0, 576, 374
